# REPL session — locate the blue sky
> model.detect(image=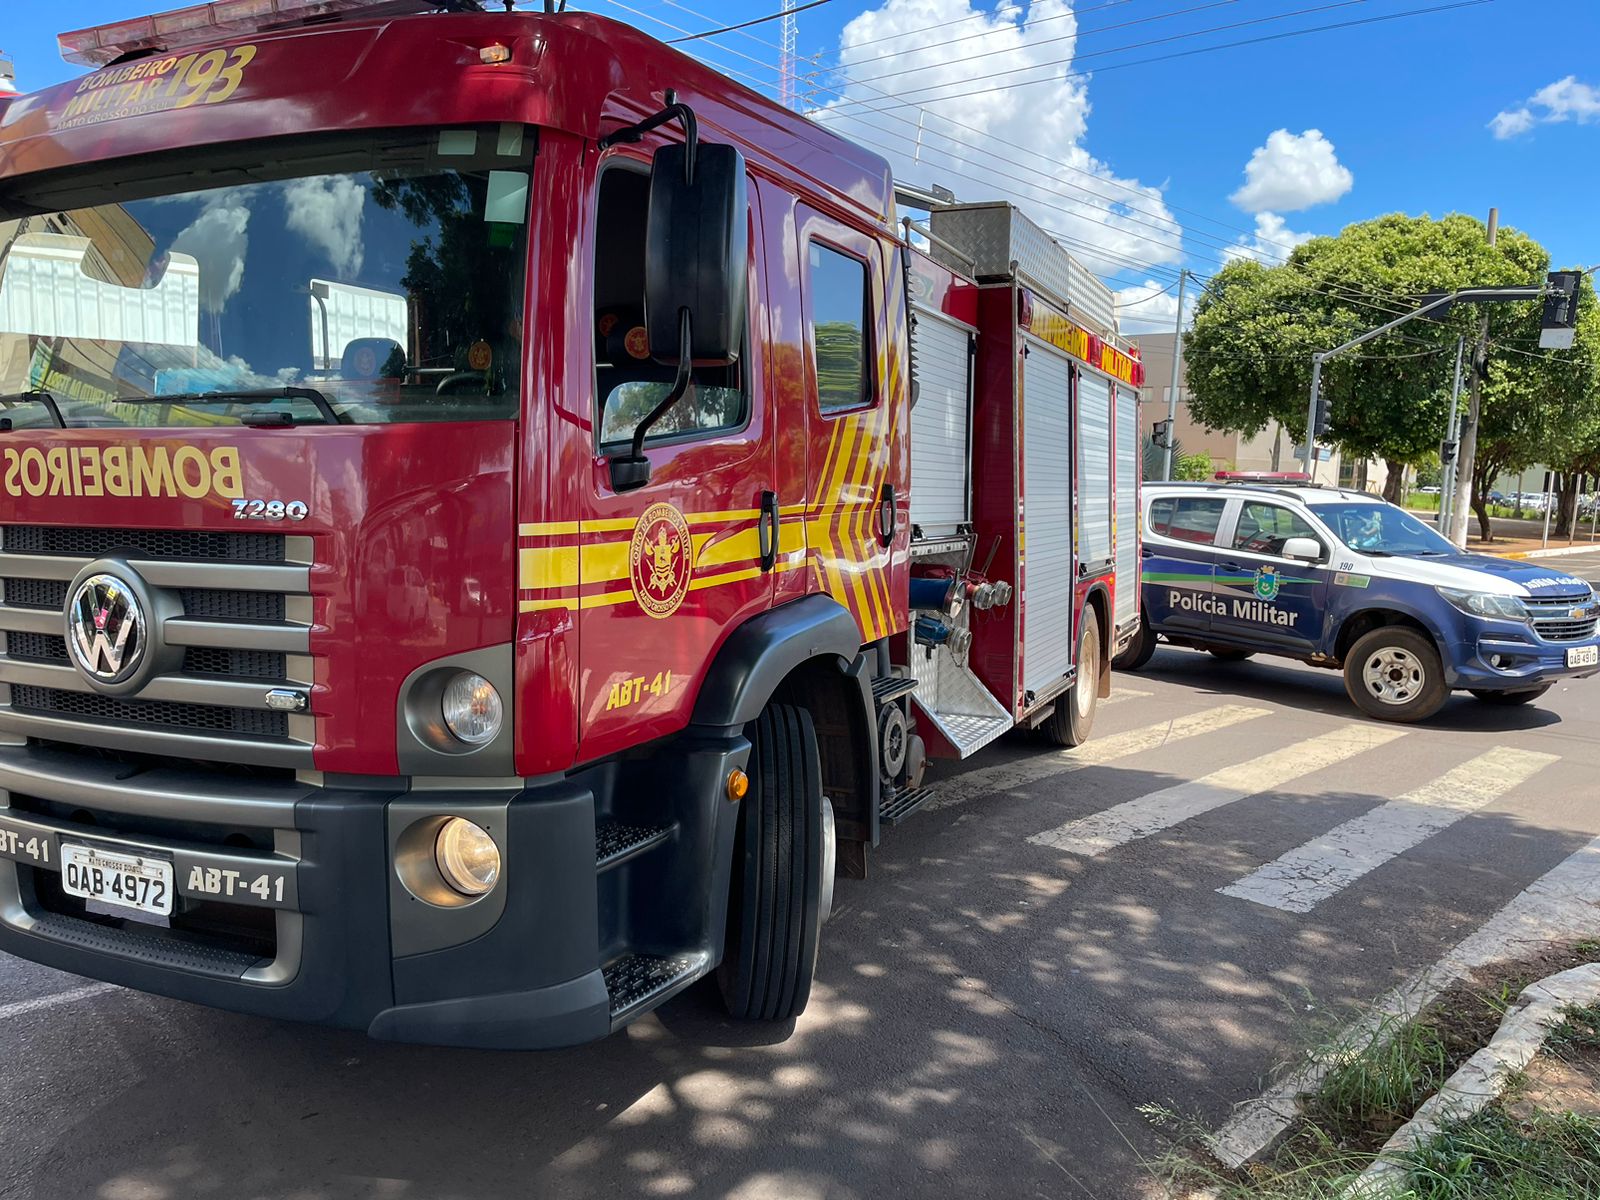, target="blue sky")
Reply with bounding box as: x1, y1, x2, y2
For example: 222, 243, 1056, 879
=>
6, 0, 1595, 330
